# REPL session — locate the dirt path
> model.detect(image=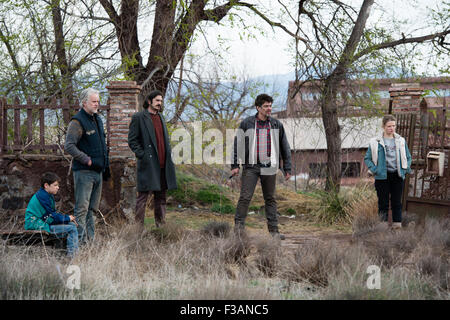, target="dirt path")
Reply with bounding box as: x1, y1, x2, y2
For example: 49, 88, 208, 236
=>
280, 233, 354, 250
163, 207, 354, 250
